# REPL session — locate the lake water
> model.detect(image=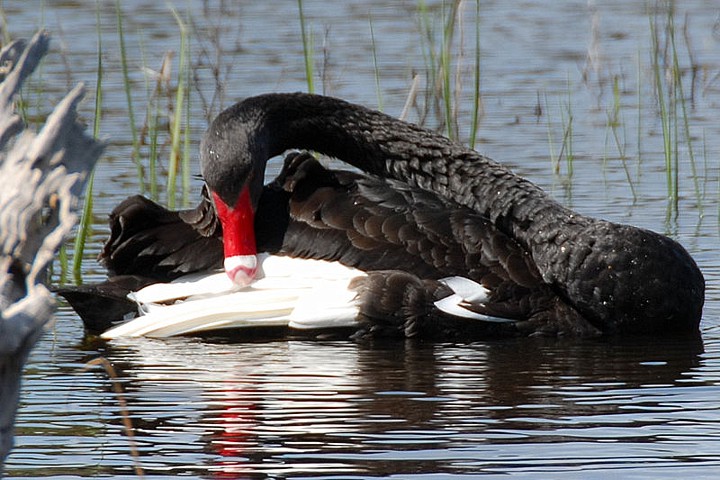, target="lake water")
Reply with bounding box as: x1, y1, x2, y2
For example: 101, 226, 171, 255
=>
4, 0, 720, 478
